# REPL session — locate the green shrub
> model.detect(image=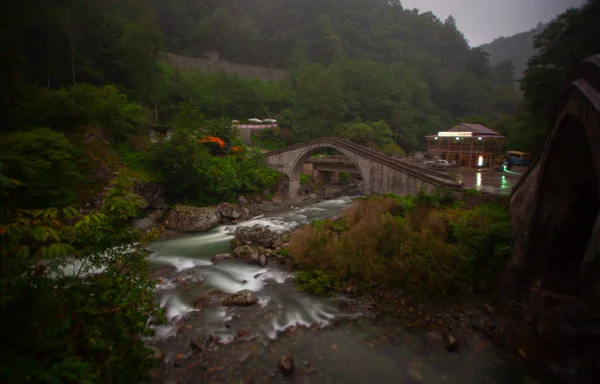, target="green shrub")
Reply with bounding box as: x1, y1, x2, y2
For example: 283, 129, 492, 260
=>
0, 127, 83, 209
453, 204, 511, 281
295, 270, 341, 296
289, 195, 512, 296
